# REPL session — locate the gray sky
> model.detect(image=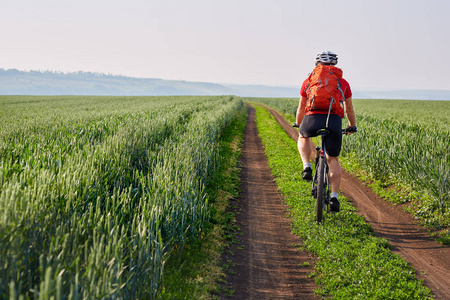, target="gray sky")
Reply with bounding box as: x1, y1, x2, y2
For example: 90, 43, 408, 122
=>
1, 0, 449, 90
